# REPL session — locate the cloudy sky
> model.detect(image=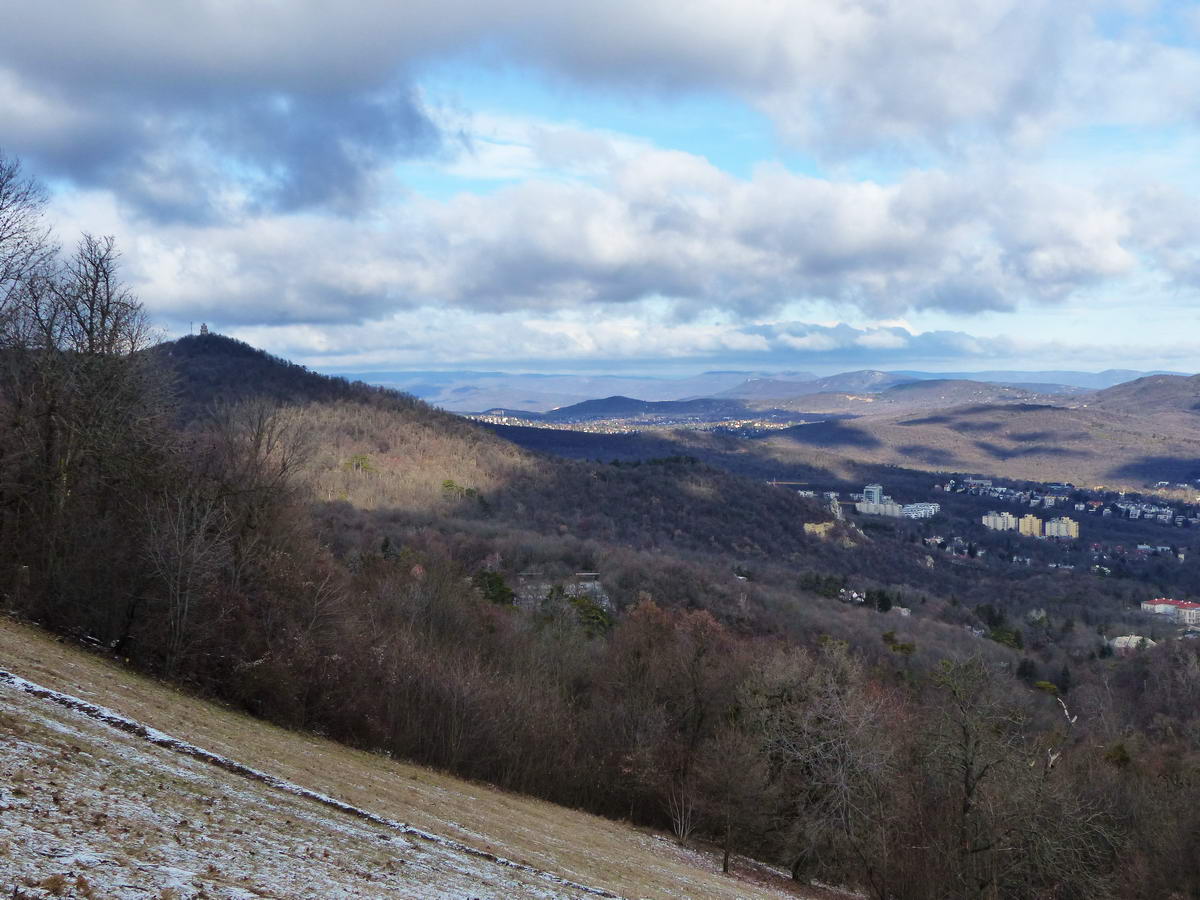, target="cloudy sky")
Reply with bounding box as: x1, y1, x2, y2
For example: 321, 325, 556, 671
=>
6, 0, 1200, 375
